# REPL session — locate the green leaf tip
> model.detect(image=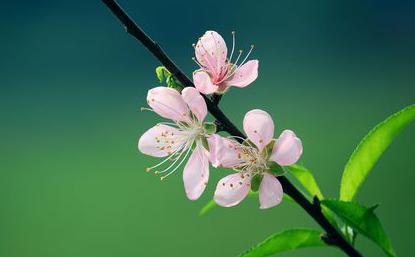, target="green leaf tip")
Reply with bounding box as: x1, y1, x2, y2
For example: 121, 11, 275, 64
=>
321, 200, 396, 257
287, 164, 323, 199
155, 66, 170, 83
340, 104, 415, 201
155, 66, 182, 90
239, 229, 326, 257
